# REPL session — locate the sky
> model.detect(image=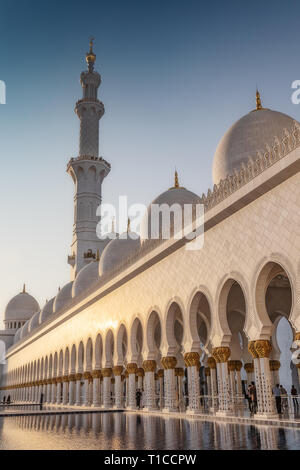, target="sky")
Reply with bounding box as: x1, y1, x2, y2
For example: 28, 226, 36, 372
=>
1, 0, 300, 326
